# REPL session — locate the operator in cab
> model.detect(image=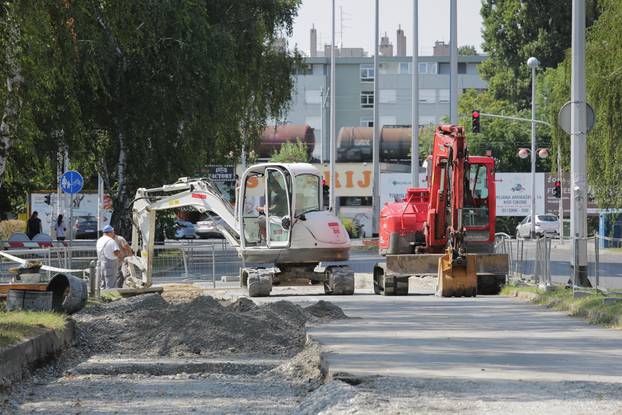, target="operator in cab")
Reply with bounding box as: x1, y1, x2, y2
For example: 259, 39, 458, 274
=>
96, 225, 122, 289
